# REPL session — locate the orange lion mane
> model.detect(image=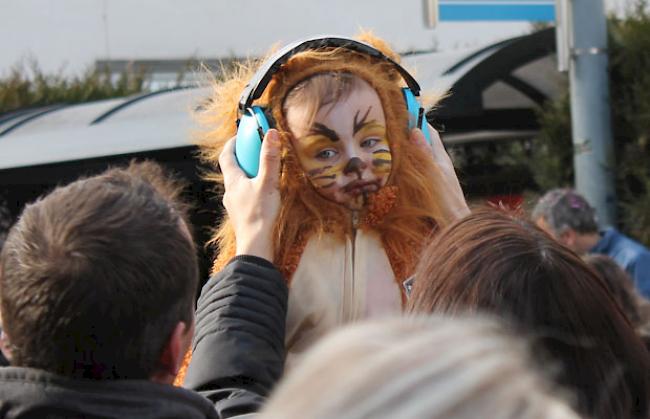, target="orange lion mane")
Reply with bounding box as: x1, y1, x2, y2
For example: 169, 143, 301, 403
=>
197, 31, 448, 279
